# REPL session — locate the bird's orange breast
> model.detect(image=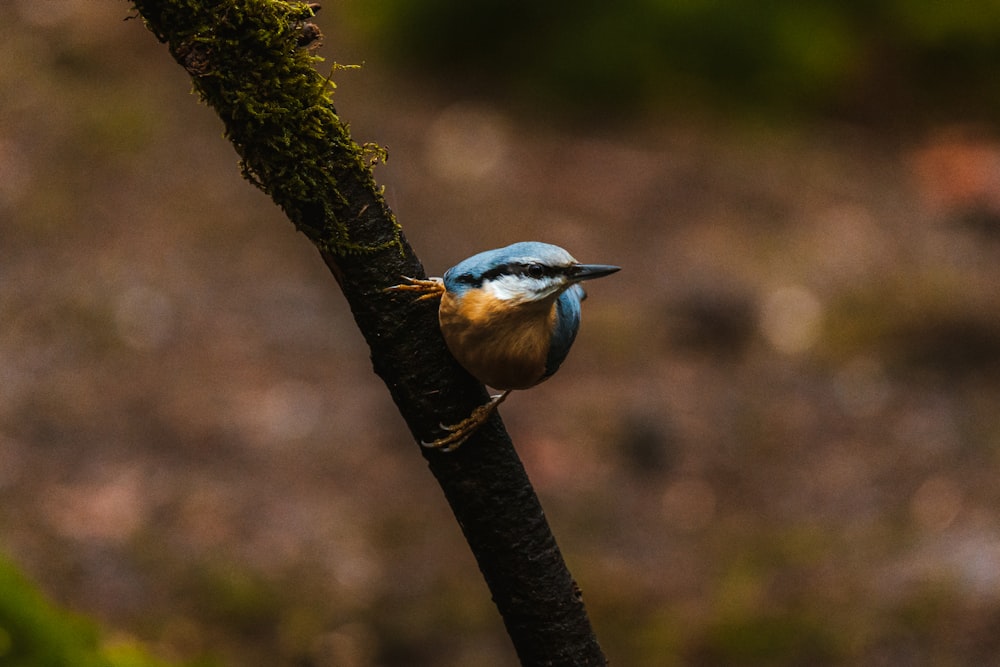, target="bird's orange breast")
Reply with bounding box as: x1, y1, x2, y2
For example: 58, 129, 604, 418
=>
439, 289, 556, 390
